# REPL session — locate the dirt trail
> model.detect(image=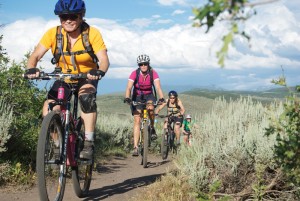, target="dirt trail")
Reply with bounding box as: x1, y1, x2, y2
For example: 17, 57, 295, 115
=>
0, 154, 175, 201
